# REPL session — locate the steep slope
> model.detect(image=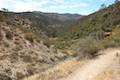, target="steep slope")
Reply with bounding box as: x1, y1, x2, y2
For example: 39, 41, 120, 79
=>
0, 15, 69, 80
0, 10, 82, 80
67, 2, 120, 40
52, 2, 120, 59
56, 2, 120, 48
